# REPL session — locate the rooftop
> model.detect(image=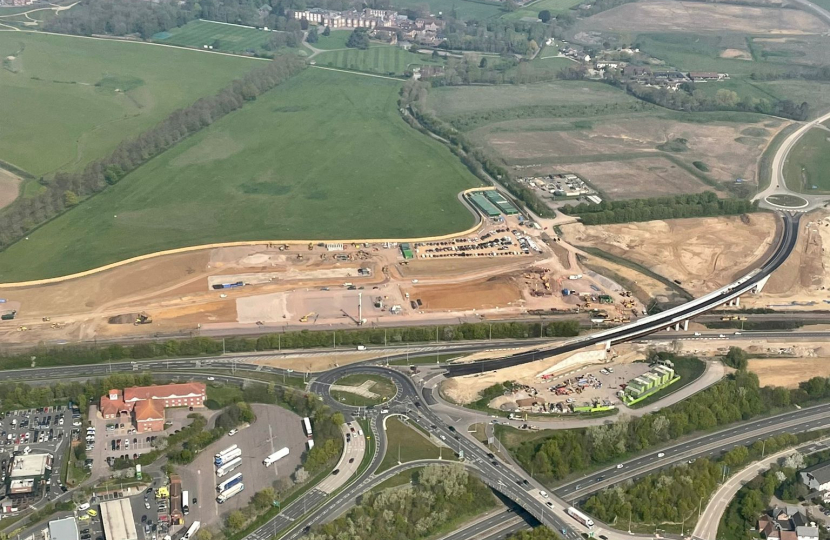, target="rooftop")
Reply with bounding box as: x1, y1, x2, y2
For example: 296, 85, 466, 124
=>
49, 517, 79, 540
123, 383, 205, 403
10, 453, 50, 478
101, 499, 138, 540
802, 461, 830, 484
